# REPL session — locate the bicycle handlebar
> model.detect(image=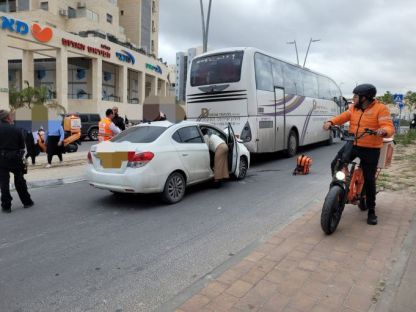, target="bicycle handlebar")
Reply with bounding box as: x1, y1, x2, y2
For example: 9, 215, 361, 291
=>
329, 125, 377, 141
